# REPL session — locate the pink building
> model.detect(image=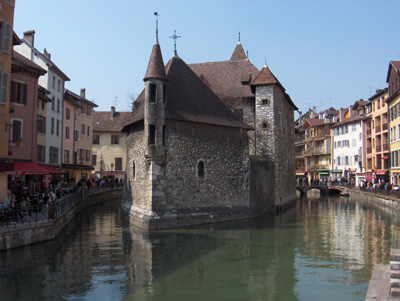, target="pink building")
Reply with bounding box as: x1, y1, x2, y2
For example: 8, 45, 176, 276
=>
8, 51, 46, 161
